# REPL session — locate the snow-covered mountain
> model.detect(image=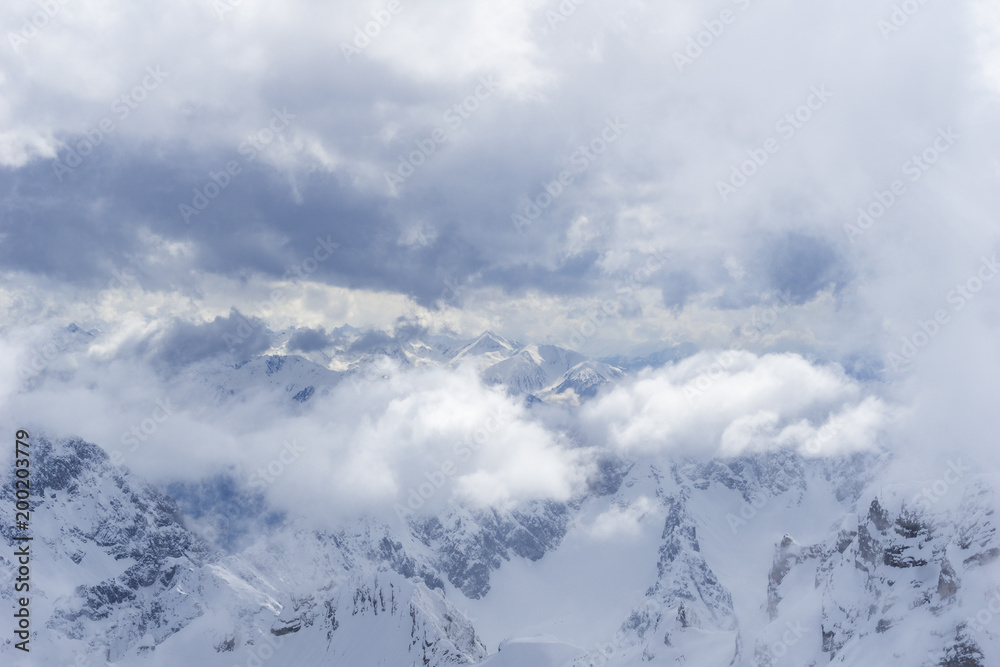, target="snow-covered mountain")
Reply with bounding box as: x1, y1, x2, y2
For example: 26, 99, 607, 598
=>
540, 361, 626, 407
149, 327, 632, 409
480, 345, 585, 395
3, 431, 999, 666
5, 328, 999, 666
171, 354, 344, 407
